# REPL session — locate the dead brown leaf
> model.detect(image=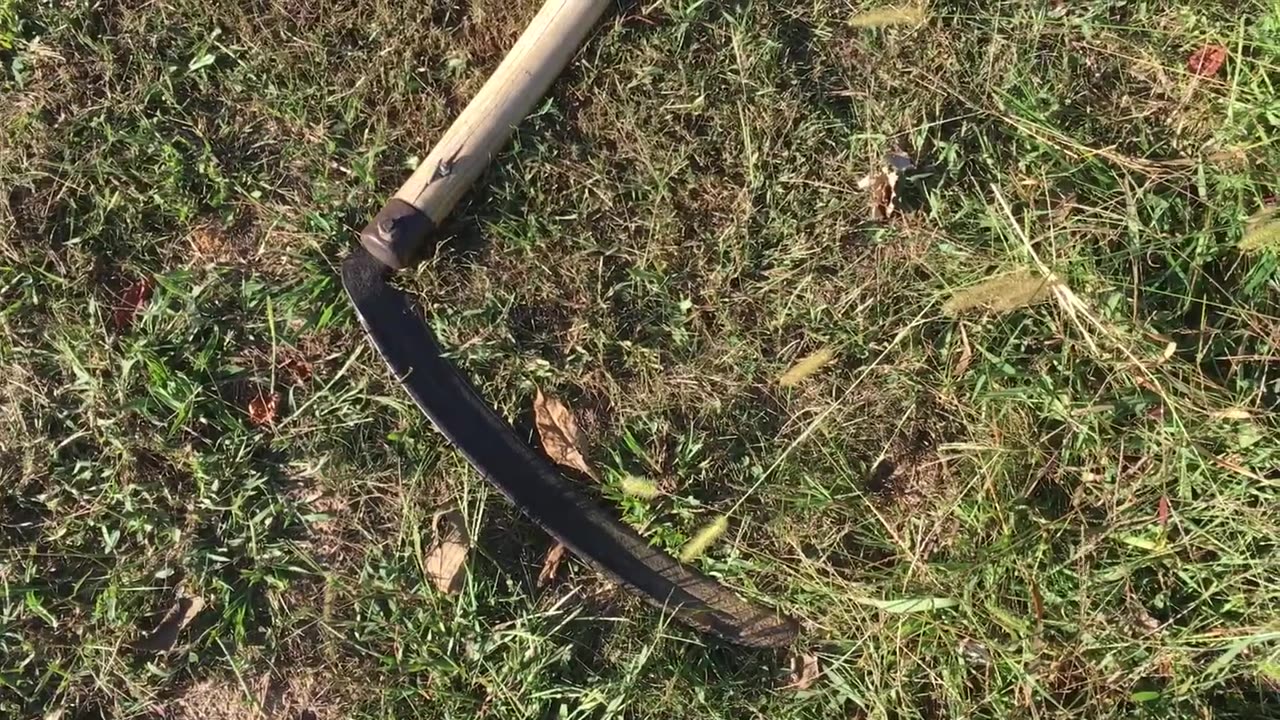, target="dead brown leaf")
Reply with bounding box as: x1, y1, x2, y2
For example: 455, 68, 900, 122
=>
537, 543, 567, 588
134, 594, 205, 653
785, 652, 821, 690
247, 390, 279, 427
167, 672, 345, 720
953, 323, 973, 377
857, 168, 899, 220
425, 511, 470, 594
1134, 608, 1163, 633
113, 277, 153, 330
533, 389, 598, 480
1187, 44, 1227, 77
